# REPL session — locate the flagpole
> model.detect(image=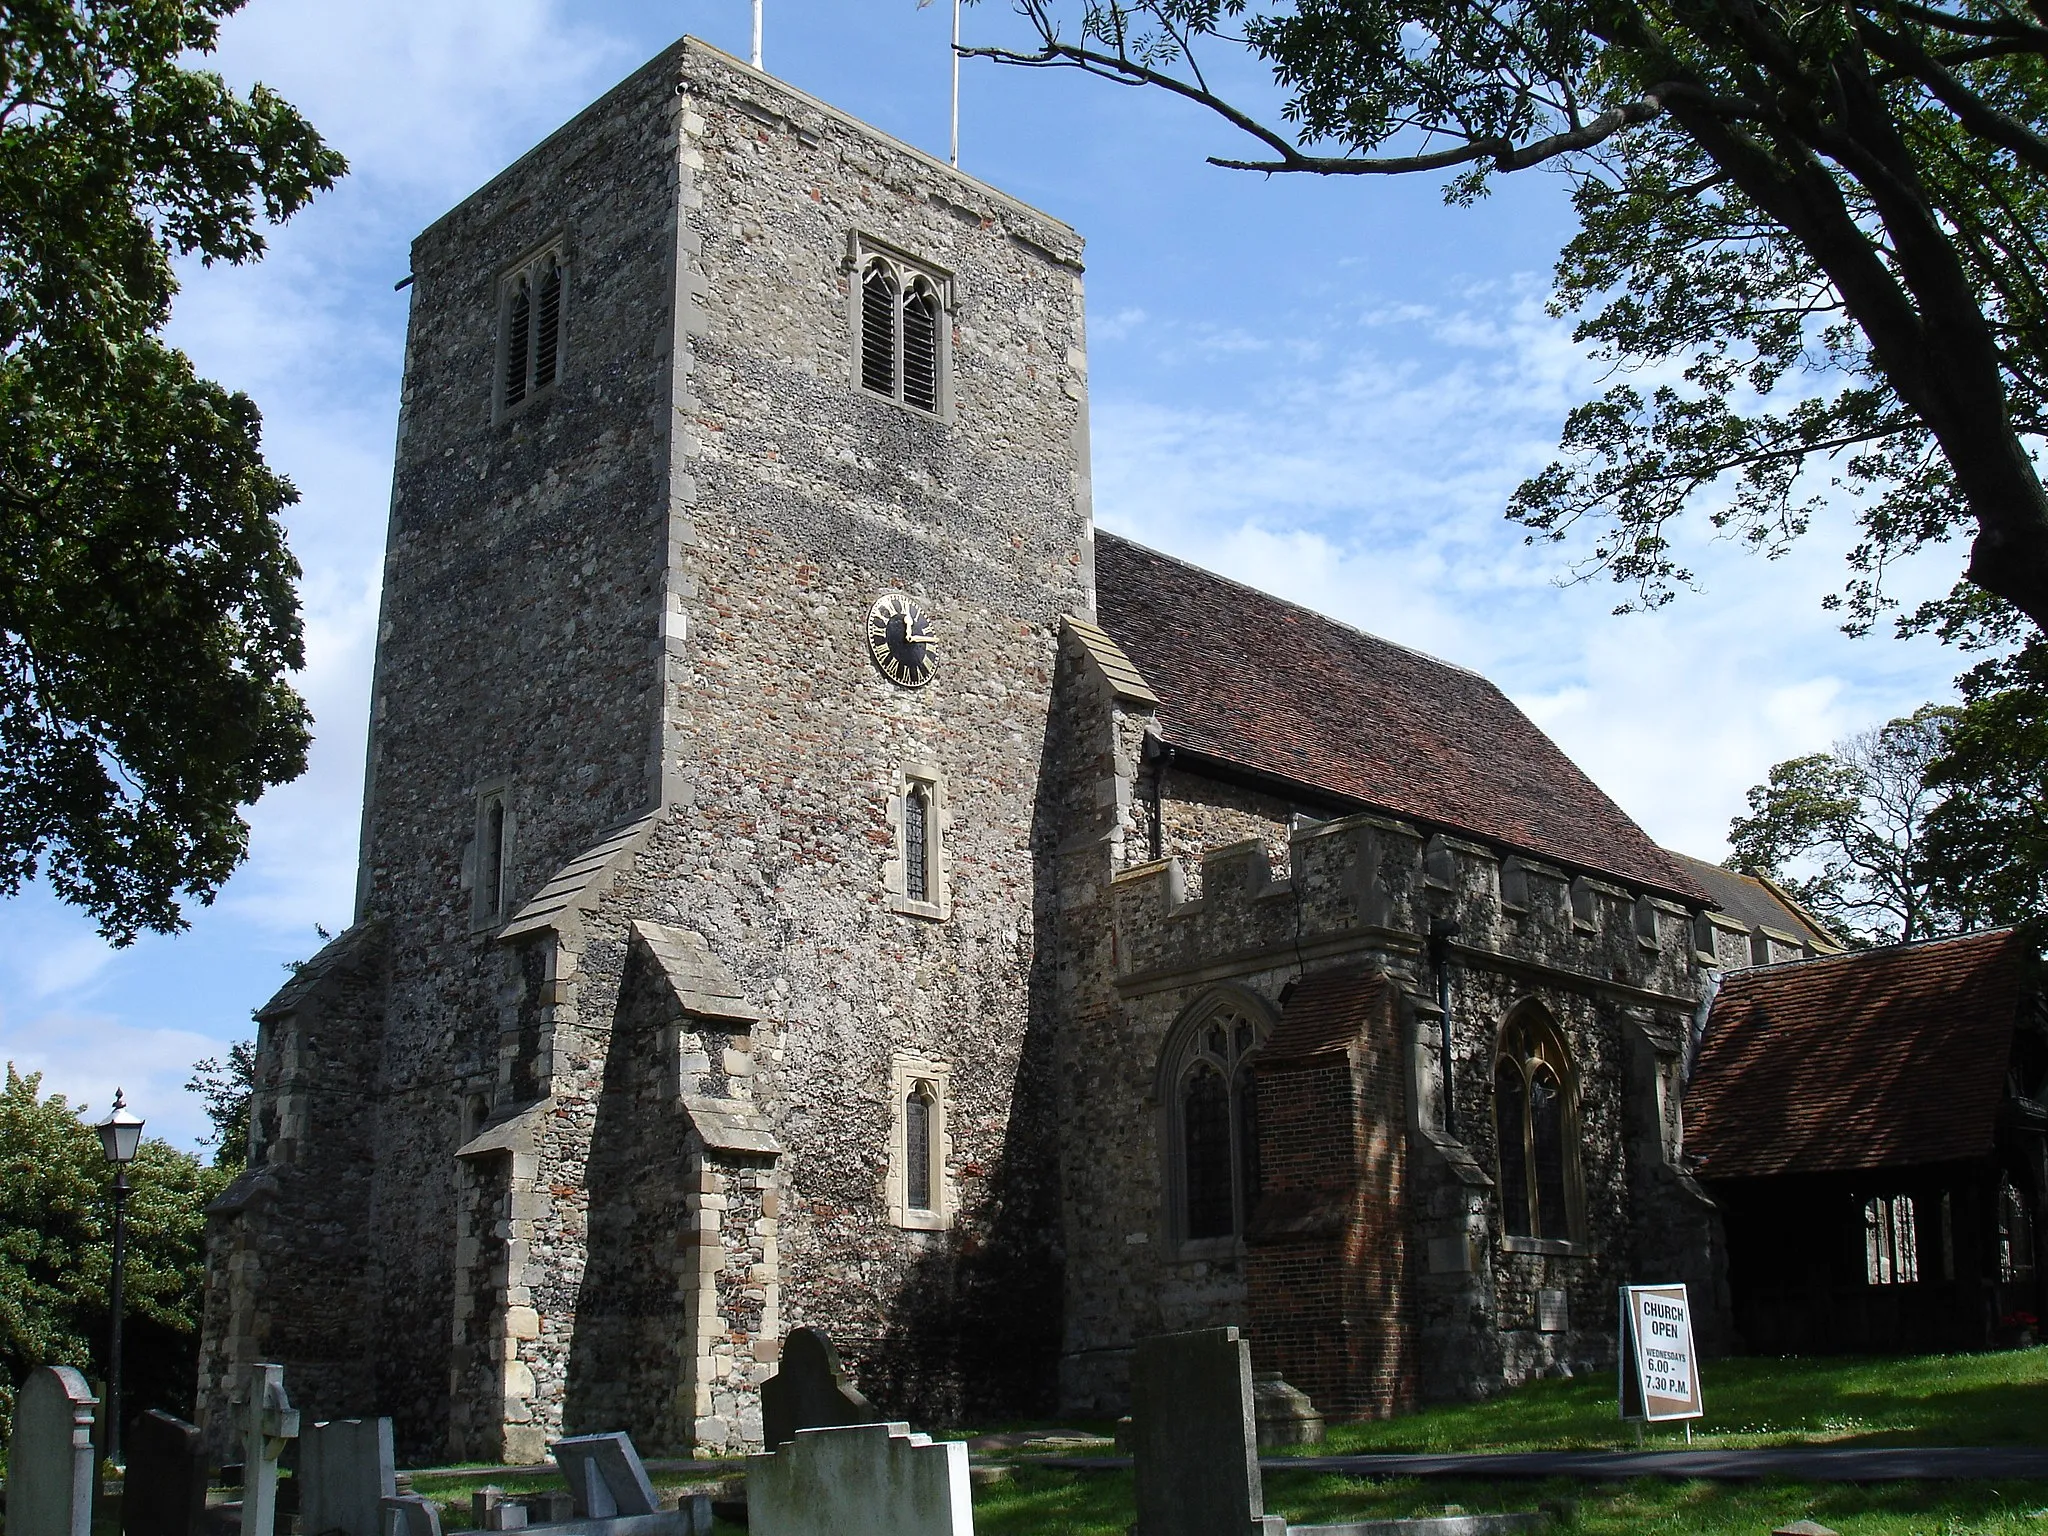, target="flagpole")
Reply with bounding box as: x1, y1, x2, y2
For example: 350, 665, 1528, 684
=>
950, 0, 961, 167
752, 0, 763, 69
